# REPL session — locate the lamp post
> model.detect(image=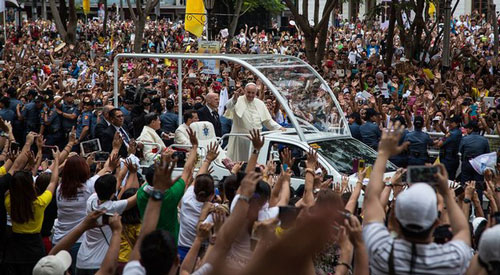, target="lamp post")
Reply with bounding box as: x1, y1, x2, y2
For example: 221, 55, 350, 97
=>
204, 0, 215, 40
